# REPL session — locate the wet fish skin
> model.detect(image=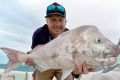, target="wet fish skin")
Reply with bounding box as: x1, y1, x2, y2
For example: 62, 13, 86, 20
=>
0, 25, 120, 80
